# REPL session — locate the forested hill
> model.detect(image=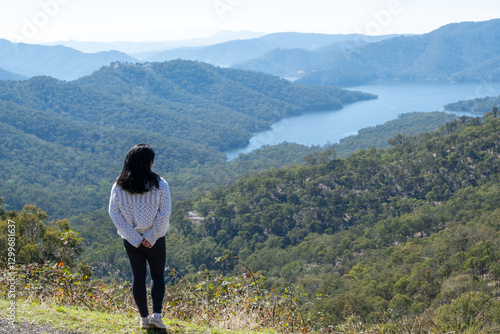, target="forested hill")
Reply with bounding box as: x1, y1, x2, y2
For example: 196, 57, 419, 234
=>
75, 60, 372, 119
155, 115, 500, 323
235, 19, 500, 86
0, 60, 374, 216
0, 67, 26, 80
444, 94, 500, 113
